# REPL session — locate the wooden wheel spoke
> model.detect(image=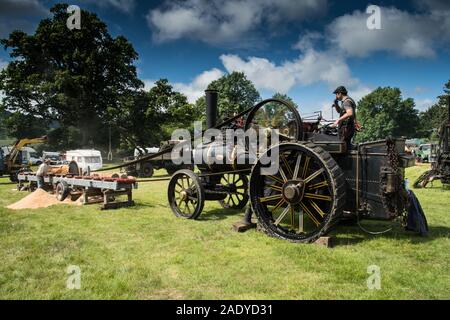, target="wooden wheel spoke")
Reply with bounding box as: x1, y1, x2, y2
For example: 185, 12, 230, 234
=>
279, 165, 288, 182
293, 154, 302, 179
268, 184, 283, 192
290, 206, 295, 228
300, 202, 321, 226
302, 156, 311, 178
307, 180, 328, 190
299, 208, 304, 233
259, 194, 283, 203
304, 193, 331, 201
272, 198, 286, 211
268, 175, 284, 184
309, 200, 326, 217
304, 168, 325, 184
185, 202, 191, 214
274, 205, 290, 226
281, 154, 293, 178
